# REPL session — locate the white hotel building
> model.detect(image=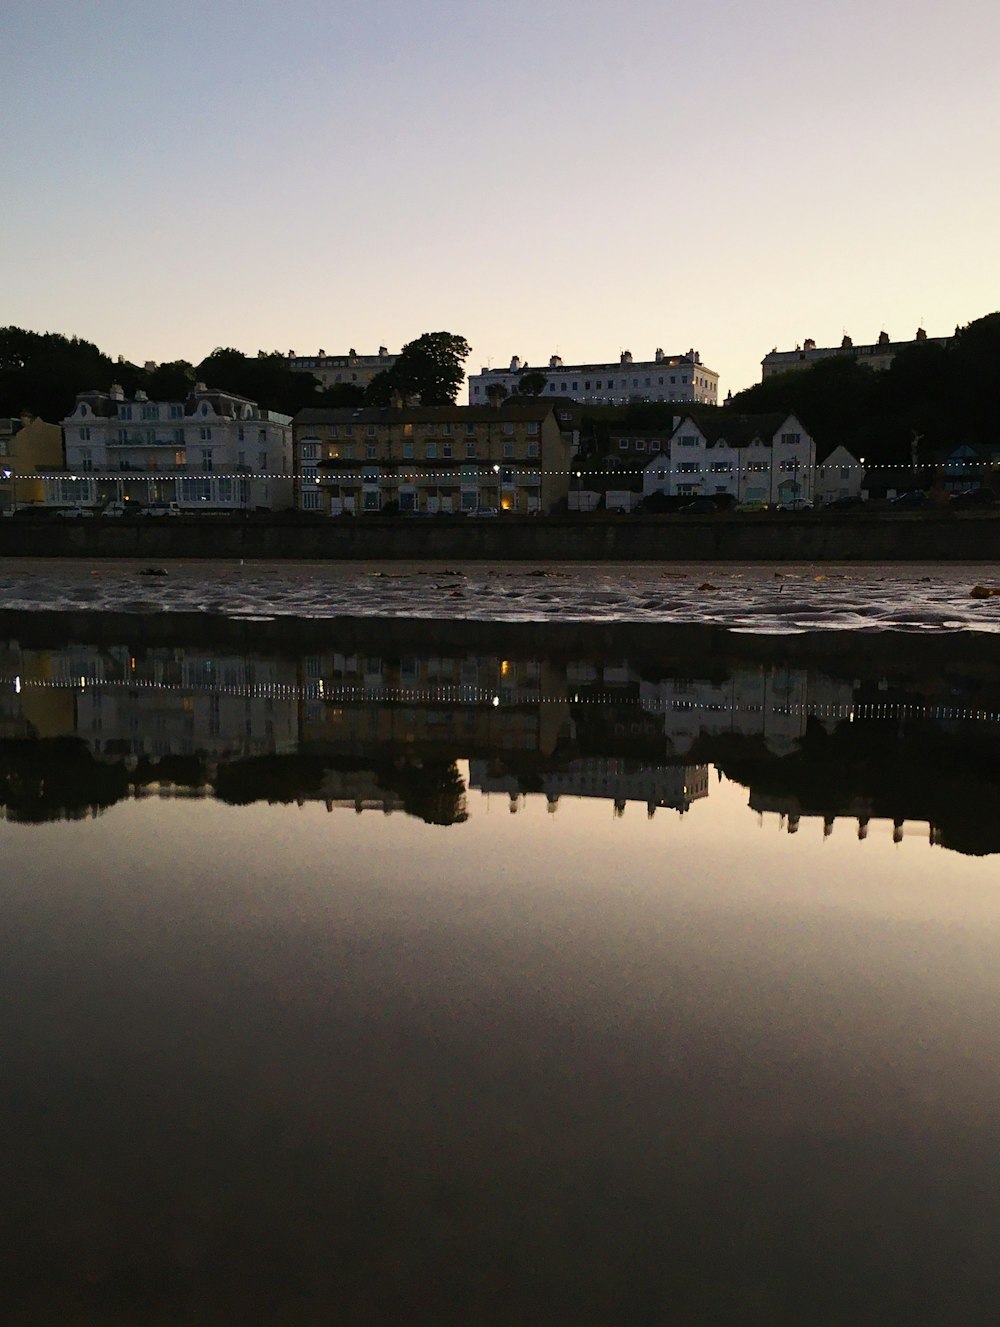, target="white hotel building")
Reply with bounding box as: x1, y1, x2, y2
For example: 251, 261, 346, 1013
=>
468, 349, 719, 407
56, 384, 293, 511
